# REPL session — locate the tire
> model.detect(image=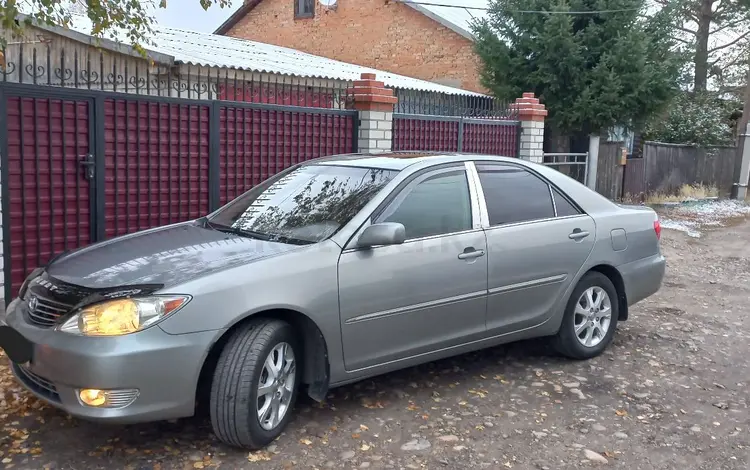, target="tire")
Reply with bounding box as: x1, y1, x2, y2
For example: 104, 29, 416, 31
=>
553, 271, 619, 360
210, 319, 301, 449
